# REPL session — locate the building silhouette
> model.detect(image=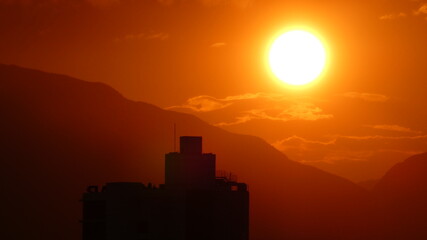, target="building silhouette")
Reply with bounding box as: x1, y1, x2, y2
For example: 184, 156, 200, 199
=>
82, 136, 249, 240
